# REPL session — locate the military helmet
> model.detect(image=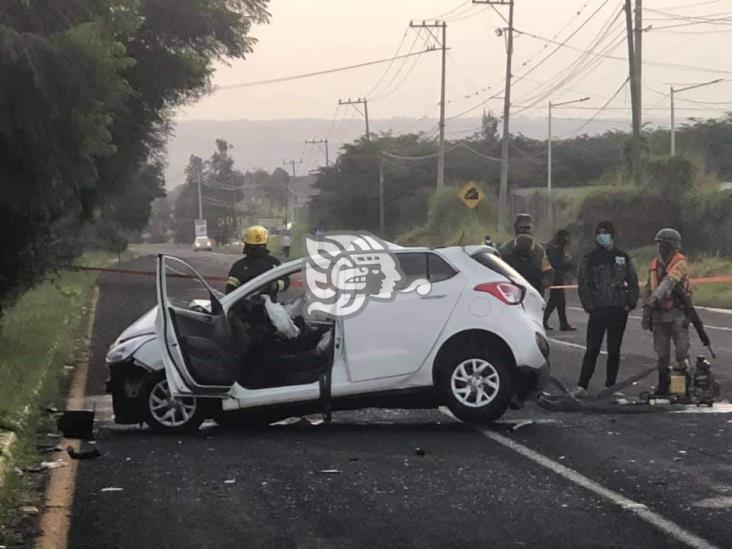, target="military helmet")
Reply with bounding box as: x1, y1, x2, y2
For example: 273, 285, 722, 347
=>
242, 225, 269, 245
654, 228, 682, 247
